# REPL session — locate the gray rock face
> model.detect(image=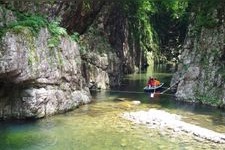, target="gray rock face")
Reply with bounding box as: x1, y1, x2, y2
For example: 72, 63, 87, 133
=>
80, 3, 142, 89
171, 6, 225, 108
79, 3, 123, 89
82, 51, 121, 89
1, 2, 148, 90
0, 28, 91, 119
